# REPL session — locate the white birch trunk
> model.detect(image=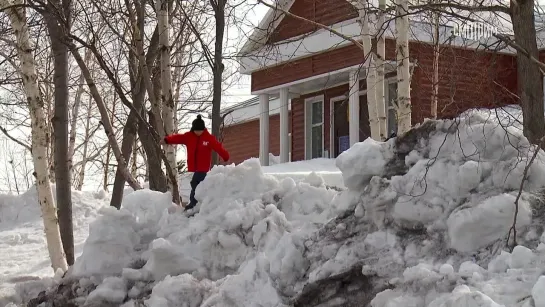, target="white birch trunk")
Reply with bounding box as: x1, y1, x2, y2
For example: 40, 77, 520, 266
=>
376, 0, 387, 139
358, 2, 380, 140
395, 0, 412, 134
431, 11, 440, 119
157, 0, 177, 194
1, 0, 67, 272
